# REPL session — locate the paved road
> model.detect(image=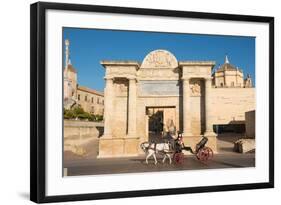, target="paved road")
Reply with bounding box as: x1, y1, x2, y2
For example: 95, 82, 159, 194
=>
64, 153, 255, 176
